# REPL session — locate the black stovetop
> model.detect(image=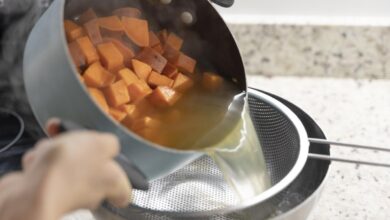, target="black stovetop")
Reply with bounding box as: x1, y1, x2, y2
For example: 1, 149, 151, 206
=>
0, 0, 52, 177
0, 109, 39, 176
